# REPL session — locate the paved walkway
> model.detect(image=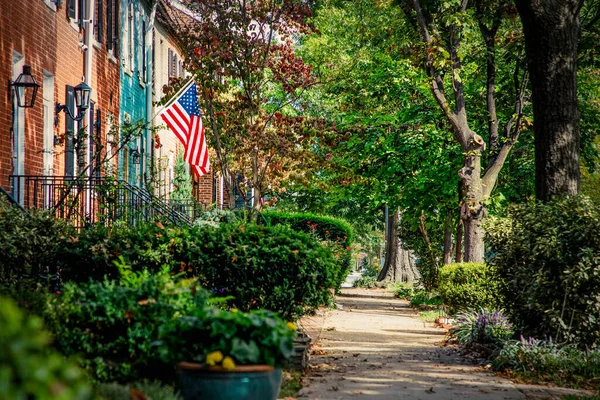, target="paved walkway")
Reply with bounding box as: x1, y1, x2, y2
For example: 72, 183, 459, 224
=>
297, 288, 592, 400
